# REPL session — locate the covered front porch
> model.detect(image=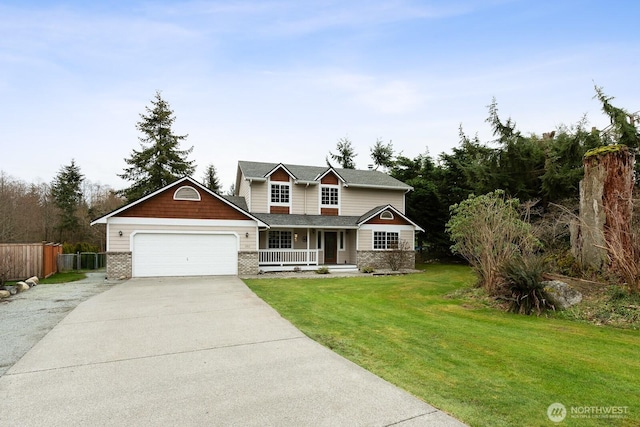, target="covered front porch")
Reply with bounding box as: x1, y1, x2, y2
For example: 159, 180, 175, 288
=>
257, 227, 358, 272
